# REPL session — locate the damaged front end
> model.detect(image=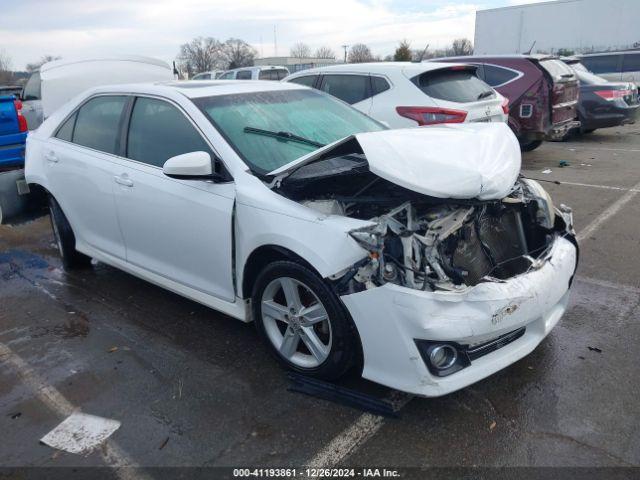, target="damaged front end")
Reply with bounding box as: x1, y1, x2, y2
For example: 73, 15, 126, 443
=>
344, 178, 575, 293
